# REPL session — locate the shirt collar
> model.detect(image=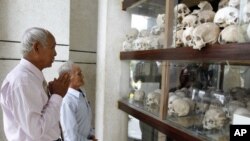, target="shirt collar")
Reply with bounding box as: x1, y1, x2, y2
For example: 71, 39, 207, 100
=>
20, 58, 45, 82
68, 87, 84, 98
